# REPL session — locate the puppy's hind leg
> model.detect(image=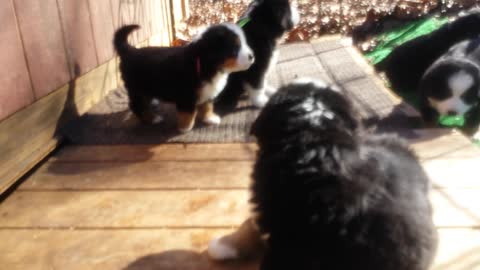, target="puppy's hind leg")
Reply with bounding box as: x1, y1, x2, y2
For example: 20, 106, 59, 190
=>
198, 101, 221, 125
129, 93, 156, 124
208, 218, 266, 261
176, 103, 197, 133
